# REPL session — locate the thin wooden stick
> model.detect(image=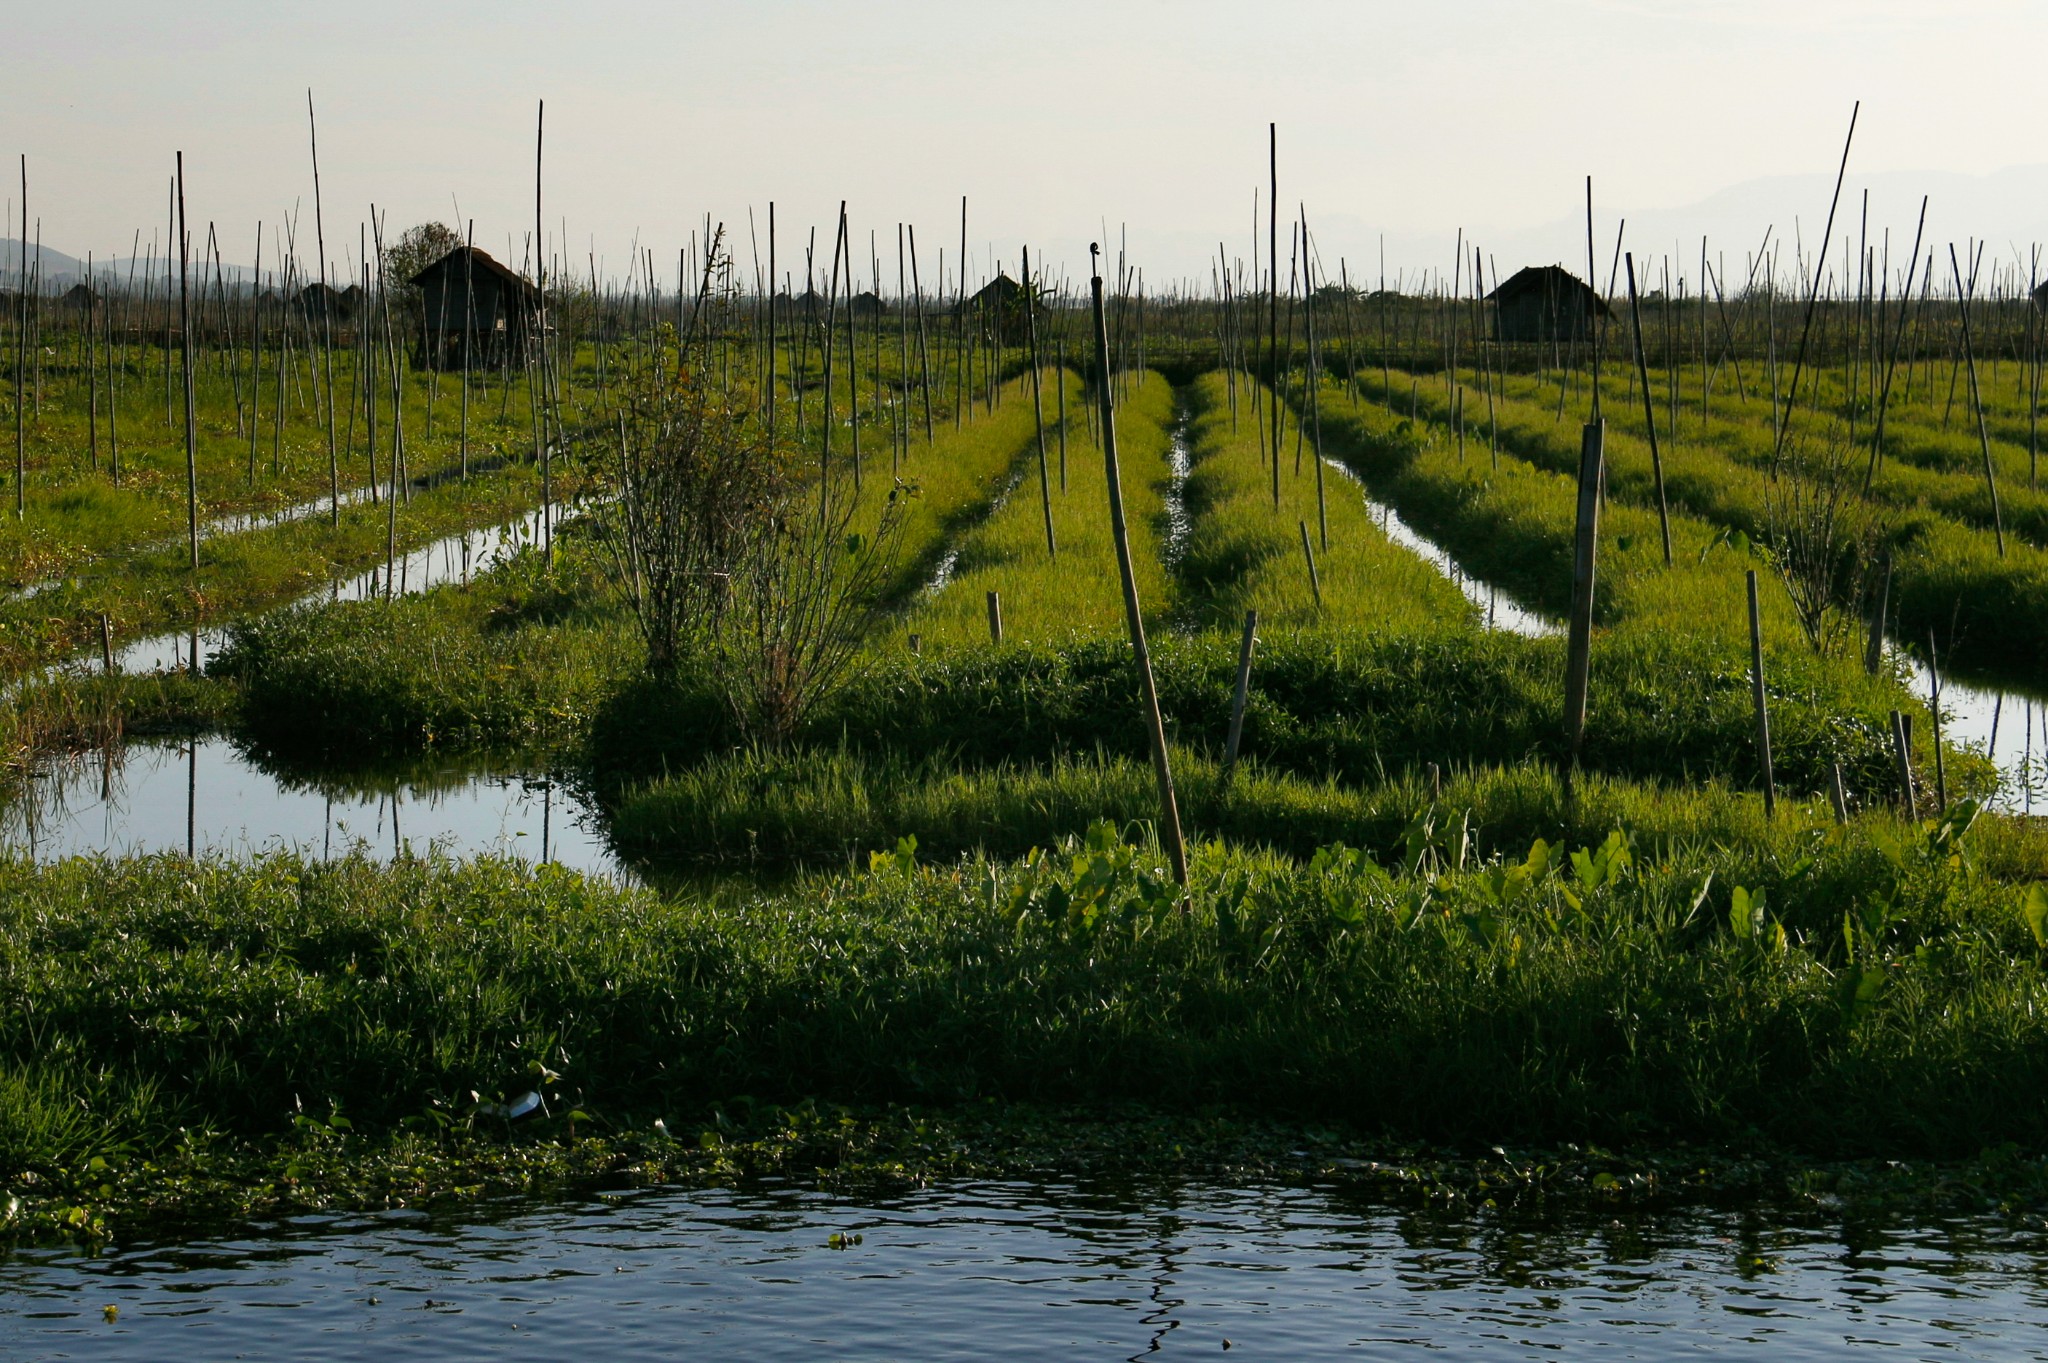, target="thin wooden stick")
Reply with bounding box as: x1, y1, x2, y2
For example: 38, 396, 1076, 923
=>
1747, 569, 1776, 816
1090, 244, 1186, 887
307, 92, 340, 524
1771, 101, 1860, 473
1624, 254, 1673, 566
1023, 245, 1055, 558
177, 153, 199, 569
1951, 243, 2006, 556
1563, 420, 1605, 781
1221, 608, 1259, 785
